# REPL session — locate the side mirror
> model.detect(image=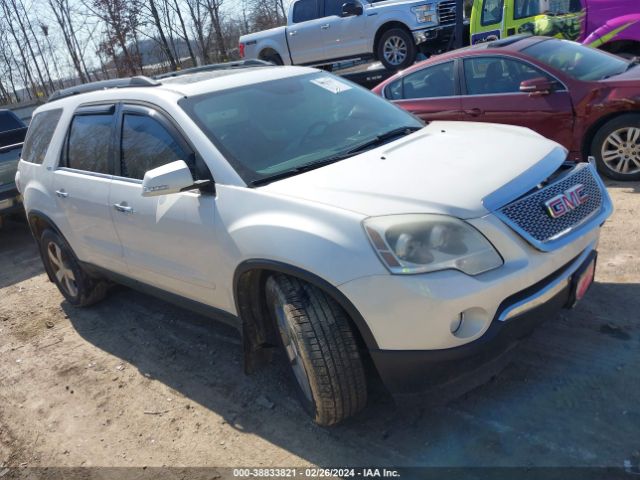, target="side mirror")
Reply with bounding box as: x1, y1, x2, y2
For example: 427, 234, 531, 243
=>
519, 77, 555, 95
341, 2, 363, 16
142, 160, 196, 197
